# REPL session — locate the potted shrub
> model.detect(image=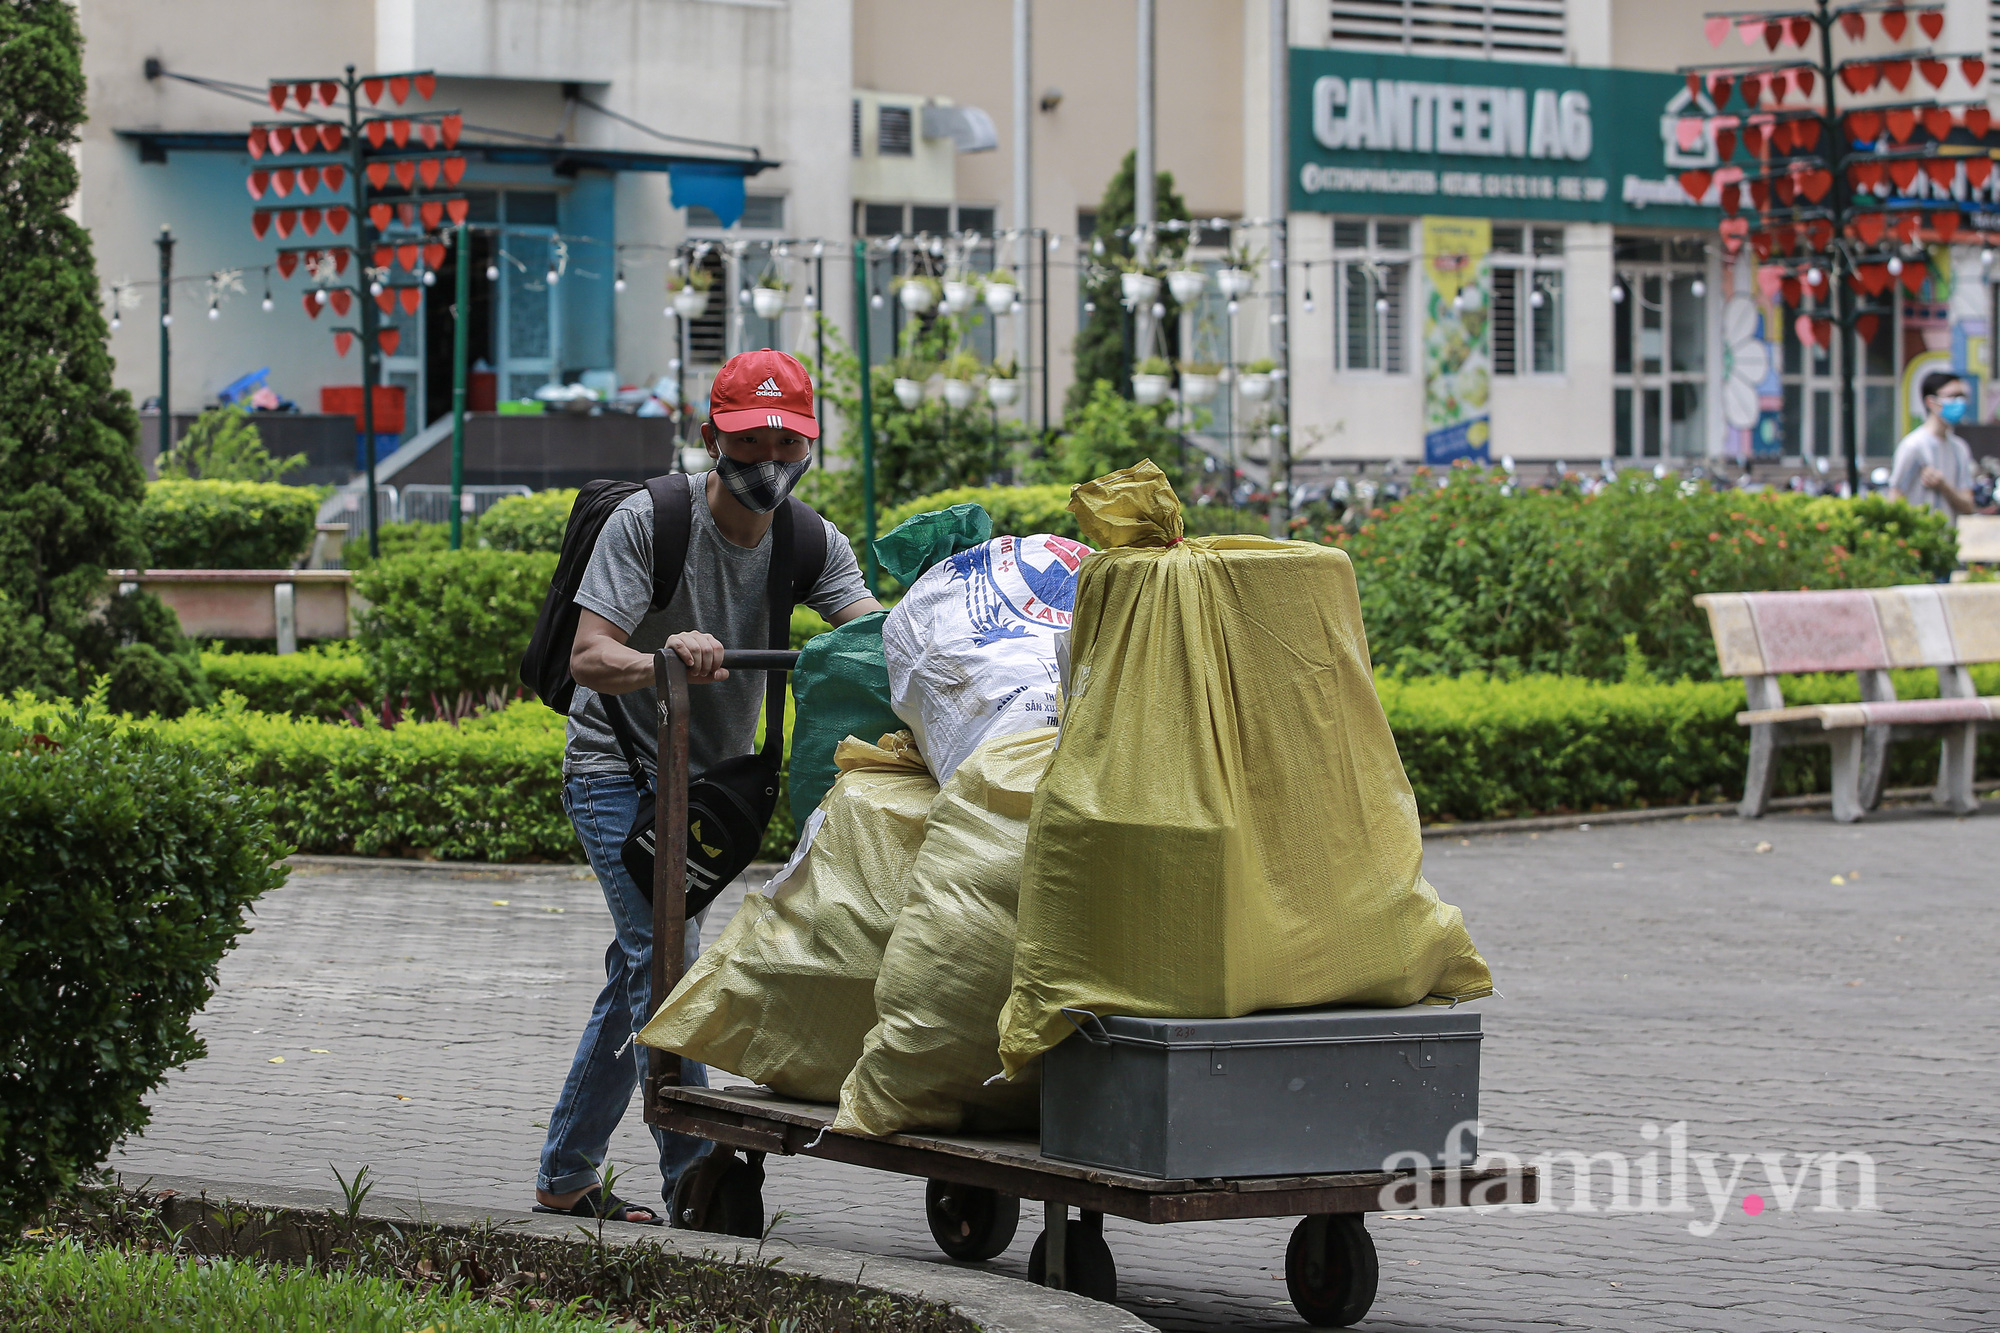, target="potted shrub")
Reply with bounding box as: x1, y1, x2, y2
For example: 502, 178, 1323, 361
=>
889, 355, 931, 409
1178, 359, 1222, 404
1167, 268, 1208, 304
1120, 264, 1162, 307
984, 269, 1020, 313
751, 271, 788, 319
1131, 355, 1173, 406
1216, 243, 1261, 300
668, 267, 713, 319
1237, 357, 1275, 401
940, 350, 980, 409
942, 278, 976, 315
894, 274, 941, 314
